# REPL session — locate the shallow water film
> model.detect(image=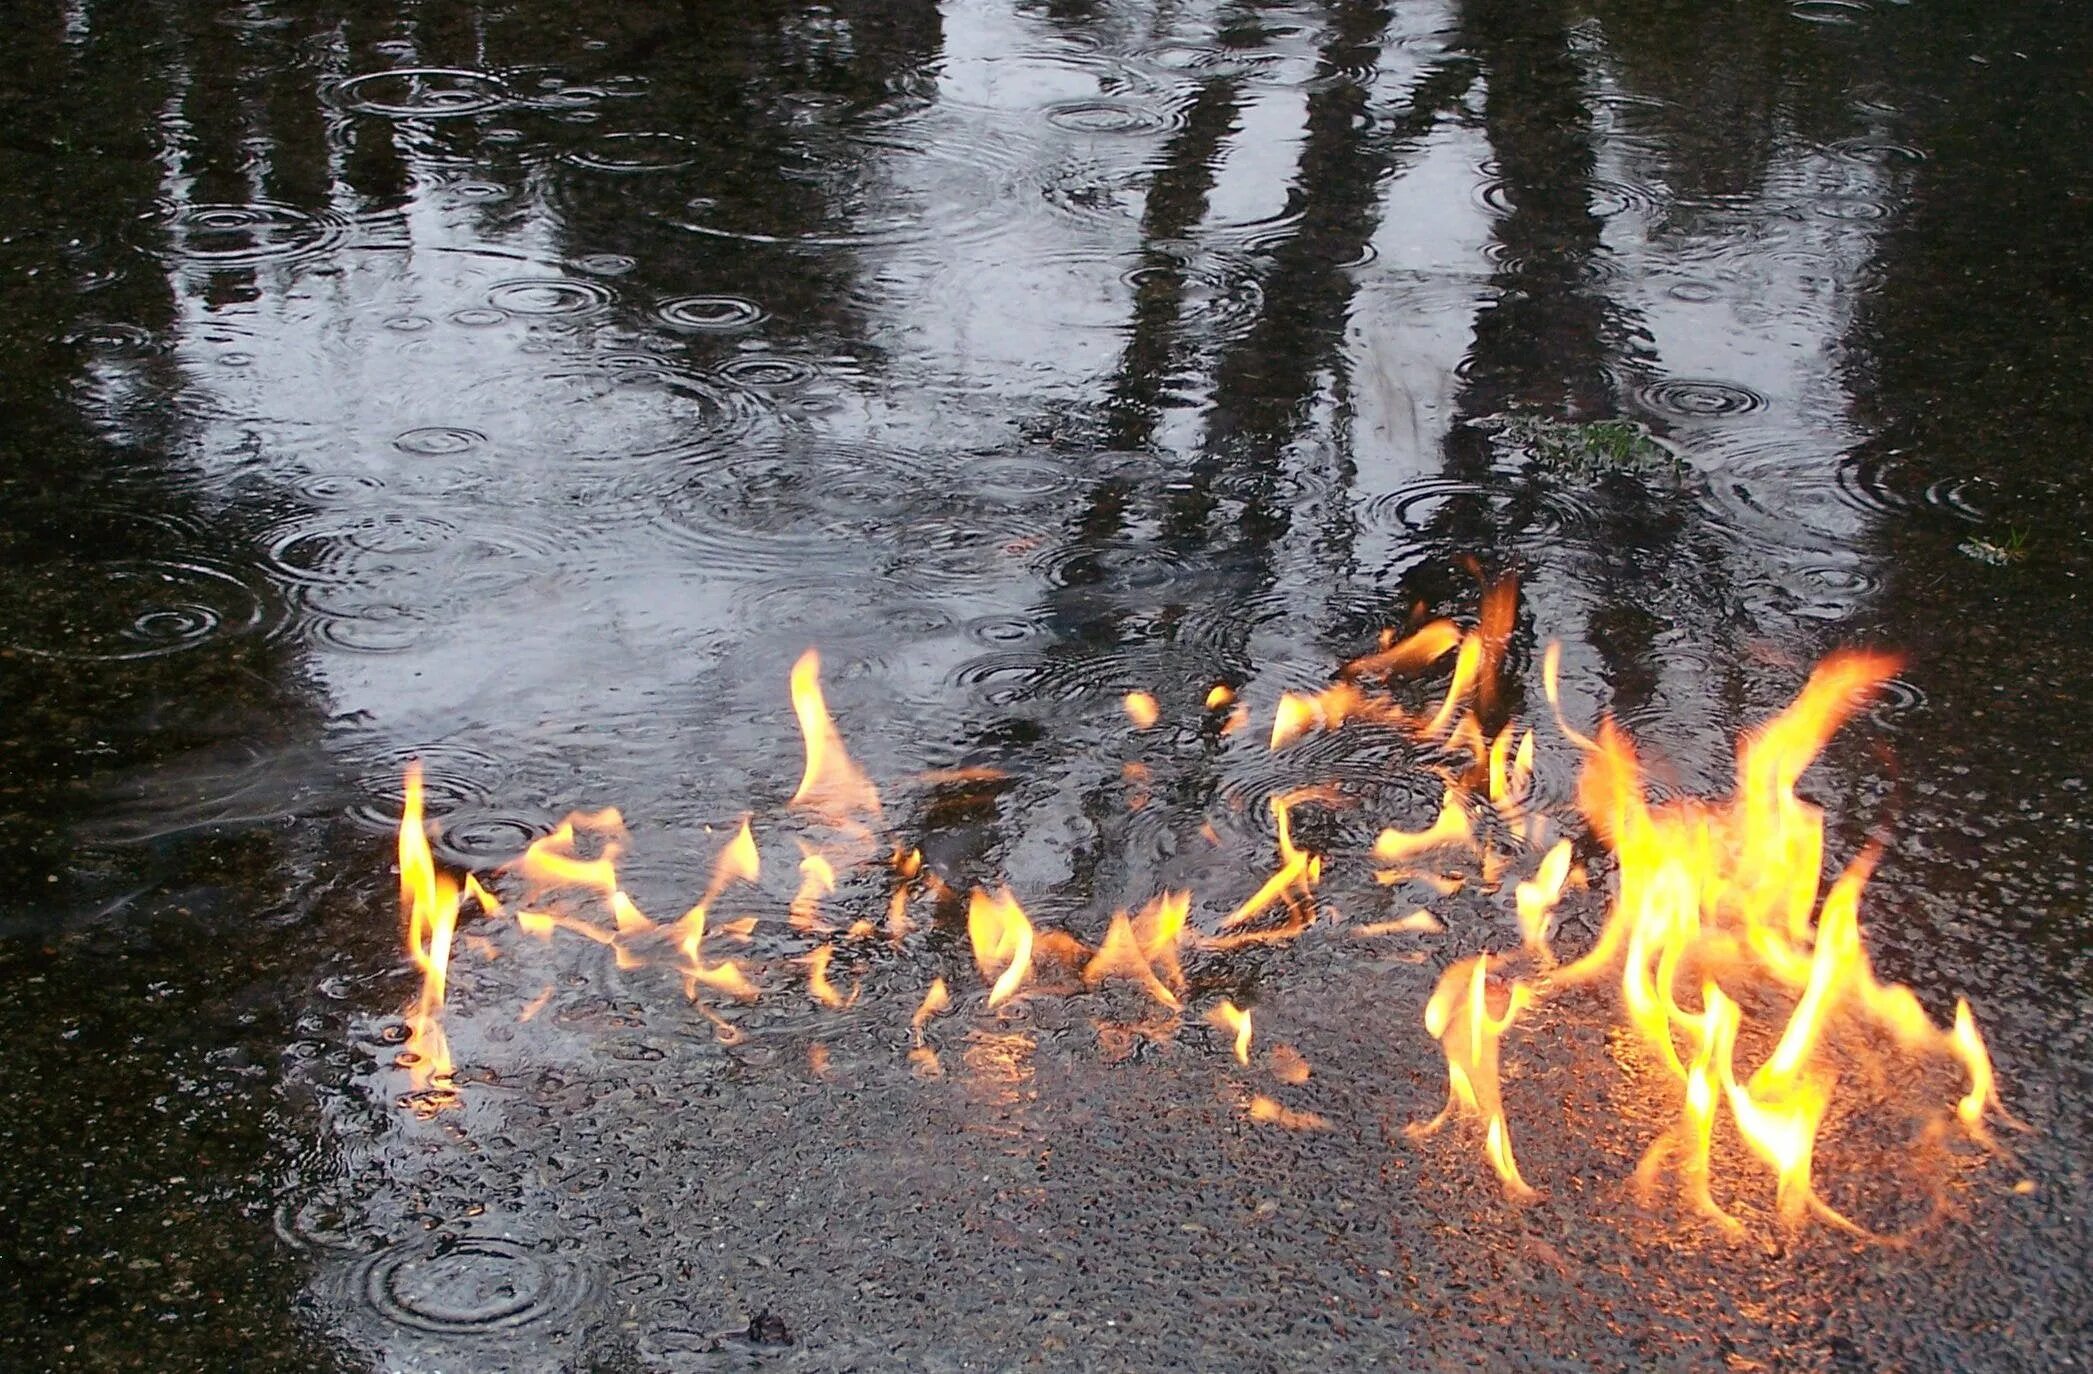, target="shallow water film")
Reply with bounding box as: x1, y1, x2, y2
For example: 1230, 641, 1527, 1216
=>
2, 0, 2089, 1370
